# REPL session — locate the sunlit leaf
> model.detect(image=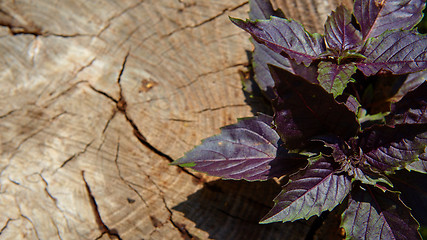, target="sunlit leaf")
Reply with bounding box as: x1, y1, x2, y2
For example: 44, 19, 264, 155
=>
249, 0, 284, 20
324, 6, 363, 53
260, 157, 351, 223
317, 61, 357, 97
172, 115, 307, 181
357, 30, 427, 76
230, 17, 325, 66
354, 0, 426, 40
251, 38, 319, 100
